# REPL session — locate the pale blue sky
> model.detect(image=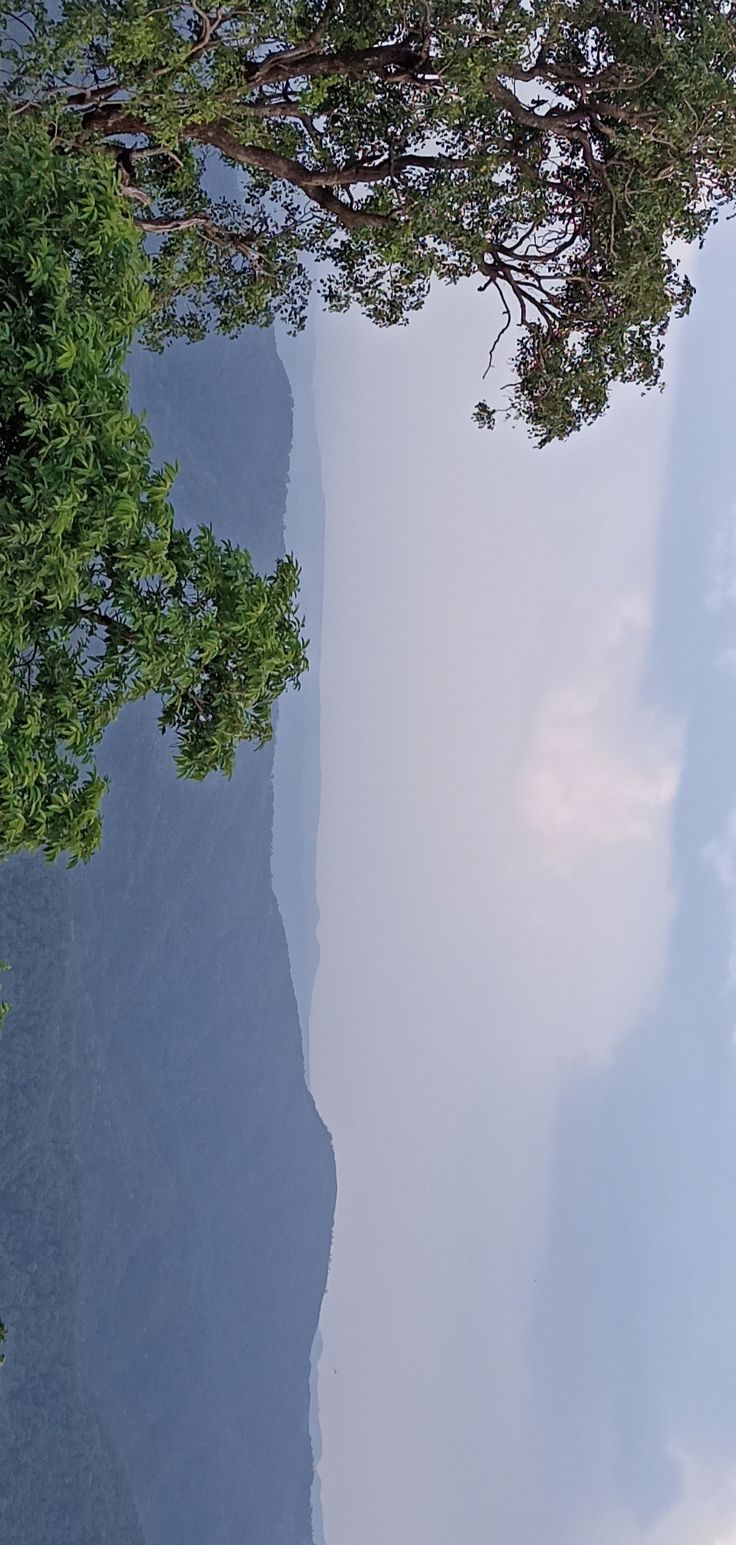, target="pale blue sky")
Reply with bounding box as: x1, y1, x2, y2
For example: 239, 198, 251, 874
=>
279, 220, 736, 1545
